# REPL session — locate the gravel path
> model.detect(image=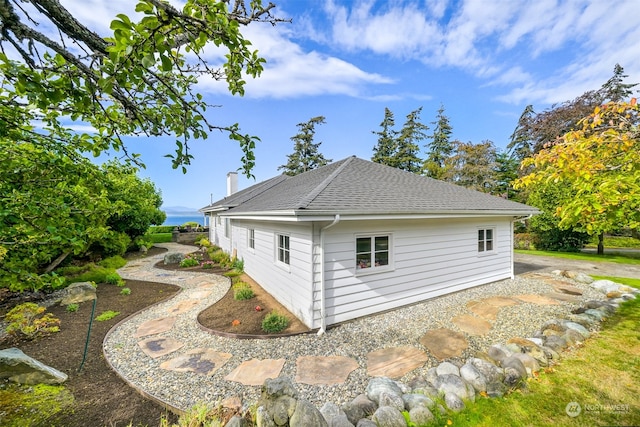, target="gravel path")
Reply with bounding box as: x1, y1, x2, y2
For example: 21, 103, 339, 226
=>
104, 243, 608, 411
